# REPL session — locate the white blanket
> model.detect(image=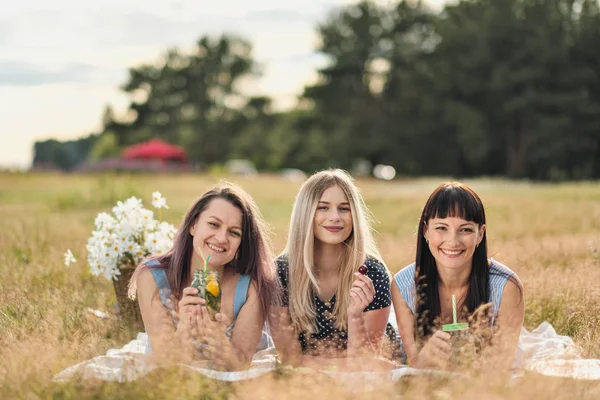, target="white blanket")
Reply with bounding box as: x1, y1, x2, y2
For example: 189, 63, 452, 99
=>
53, 322, 600, 383
513, 322, 600, 380
53, 333, 278, 383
